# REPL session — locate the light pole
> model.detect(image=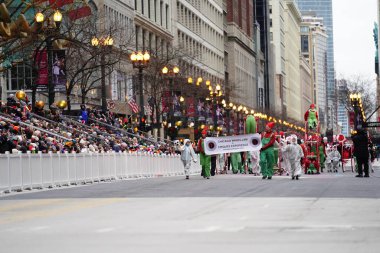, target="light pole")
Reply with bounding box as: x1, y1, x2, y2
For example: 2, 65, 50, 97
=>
223, 101, 234, 135
161, 65, 180, 127
130, 51, 150, 125
208, 83, 223, 134
91, 36, 114, 112
34, 10, 63, 108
